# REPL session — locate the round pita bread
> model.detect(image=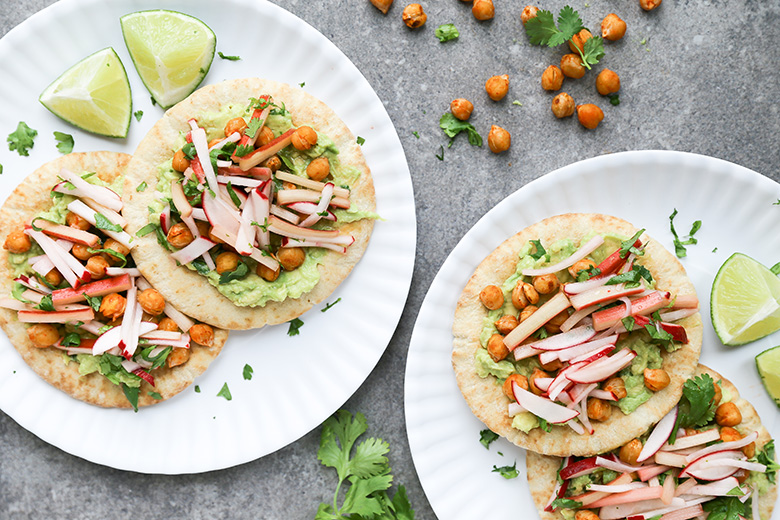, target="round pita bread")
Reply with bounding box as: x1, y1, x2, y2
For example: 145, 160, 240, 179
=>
122, 78, 376, 330
527, 364, 777, 520
0, 152, 227, 408
452, 213, 703, 456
